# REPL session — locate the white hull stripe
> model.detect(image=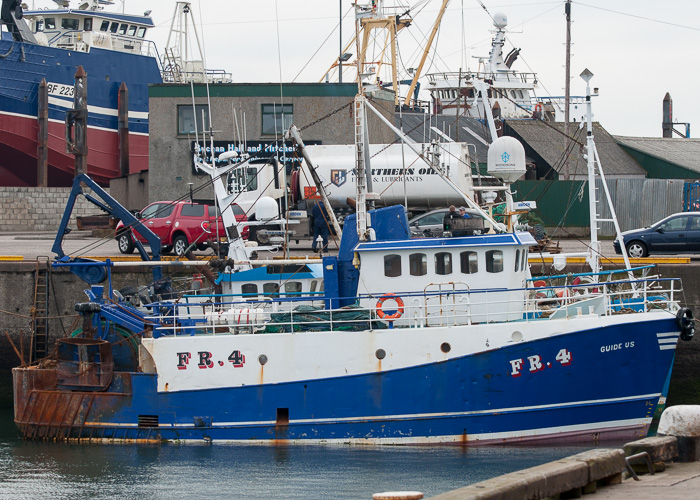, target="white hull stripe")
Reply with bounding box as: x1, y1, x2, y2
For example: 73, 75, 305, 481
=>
82, 393, 660, 430
82, 418, 651, 445
0, 110, 148, 137
48, 95, 149, 120
657, 331, 679, 350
